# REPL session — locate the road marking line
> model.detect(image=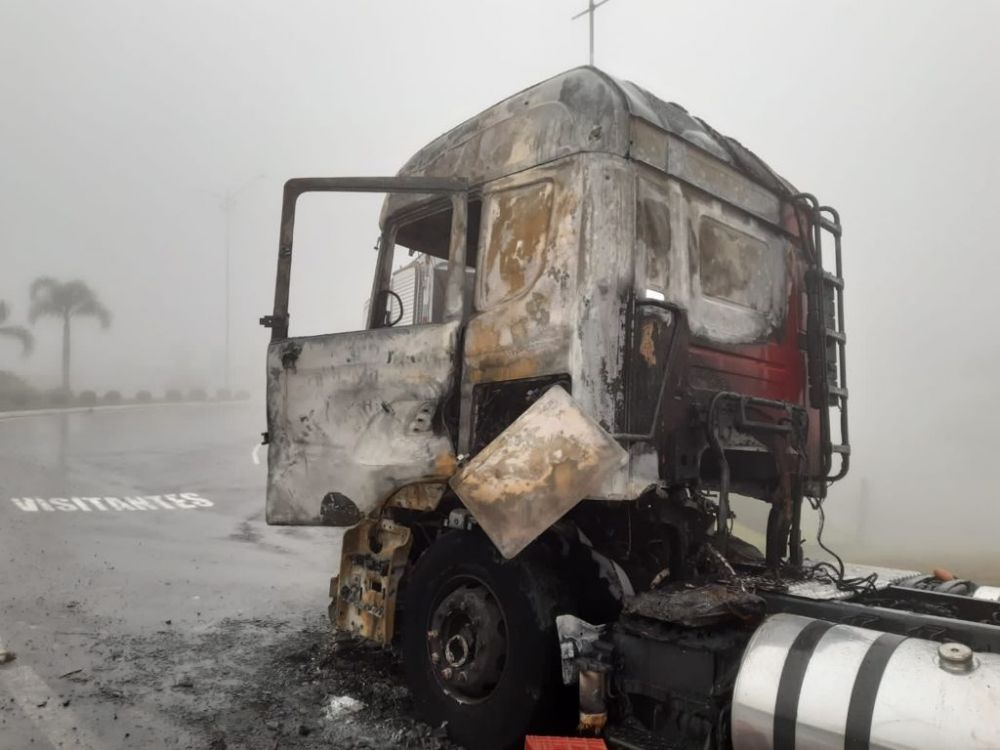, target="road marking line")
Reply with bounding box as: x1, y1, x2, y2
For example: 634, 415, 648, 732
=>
1, 660, 107, 749
8, 493, 215, 514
